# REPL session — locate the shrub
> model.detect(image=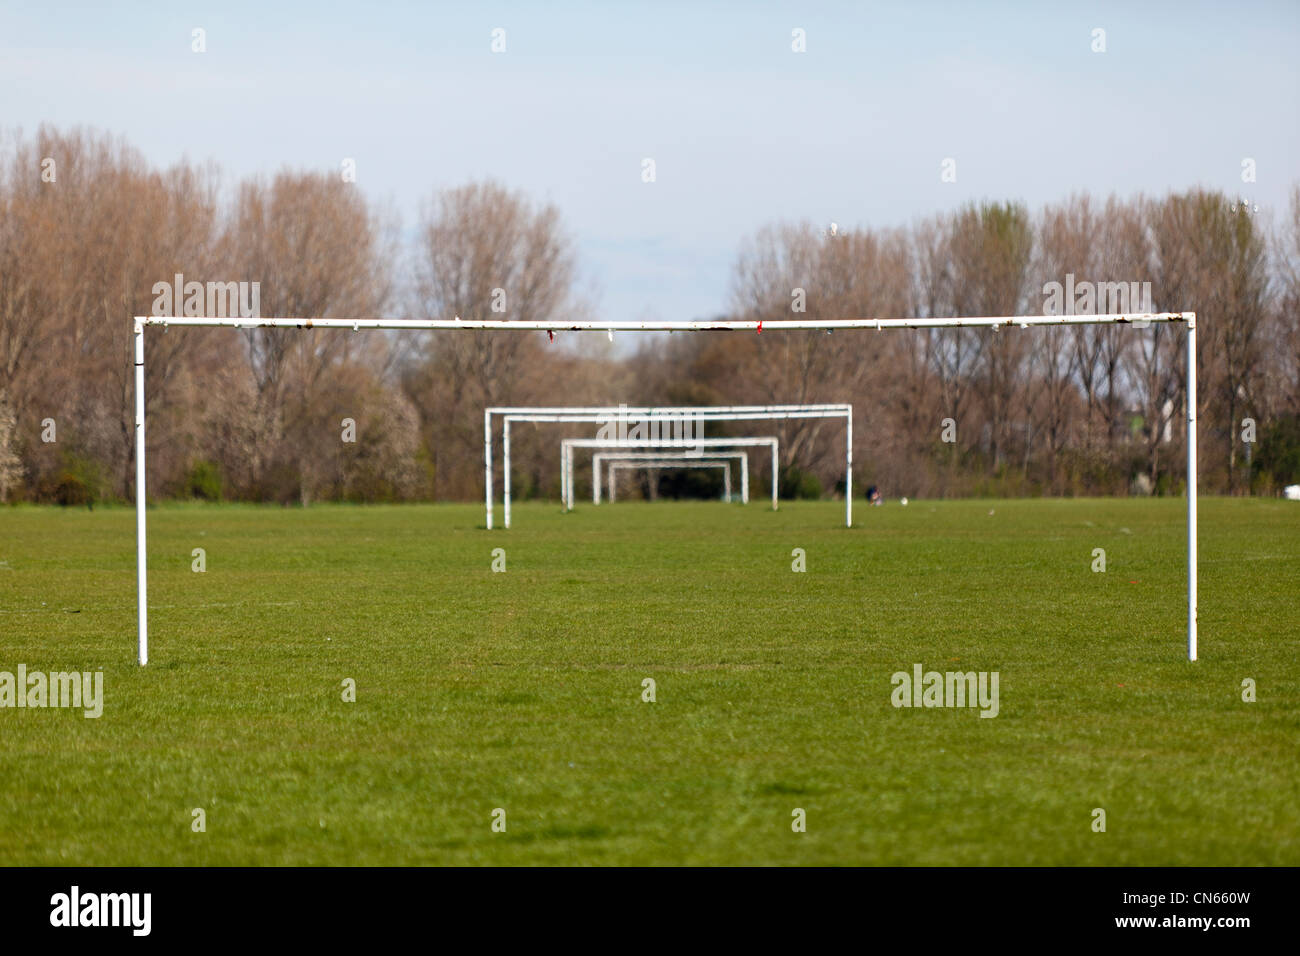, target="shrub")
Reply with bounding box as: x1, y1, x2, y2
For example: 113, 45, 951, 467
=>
183, 460, 224, 501
51, 452, 104, 508
779, 465, 822, 500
